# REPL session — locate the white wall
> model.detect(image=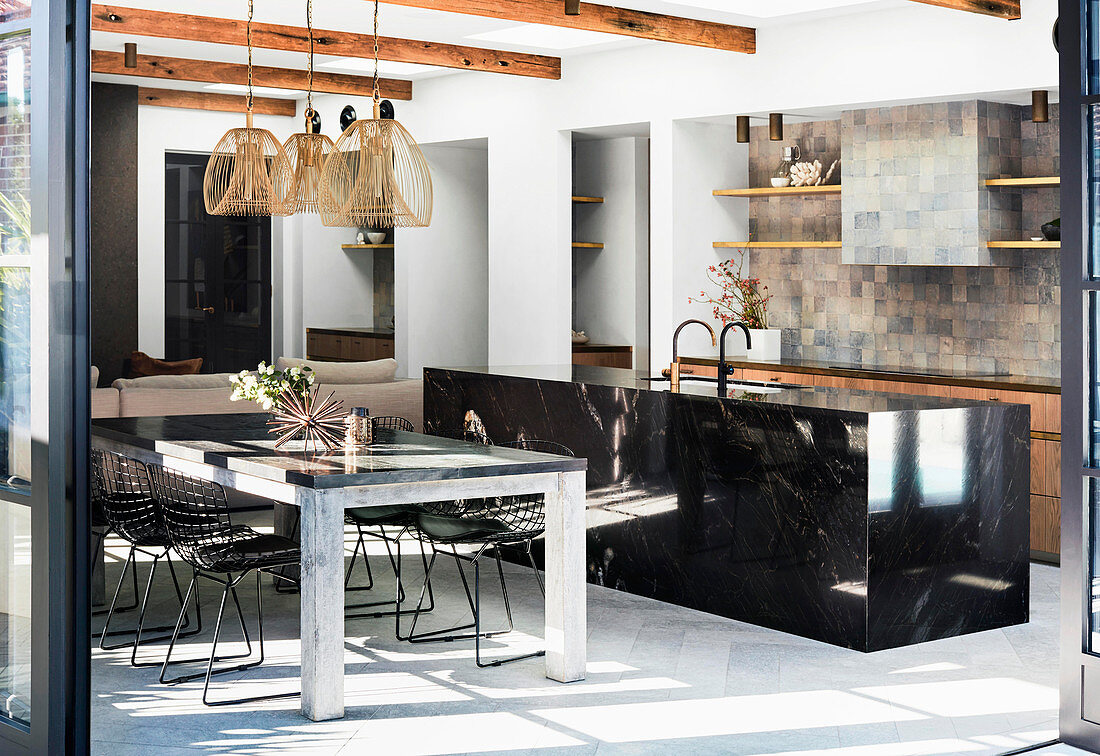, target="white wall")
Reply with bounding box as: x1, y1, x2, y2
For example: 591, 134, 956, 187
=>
136, 106, 302, 359
395, 141, 490, 379
671, 121, 749, 359
306, 0, 1056, 374
133, 0, 1057, 374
